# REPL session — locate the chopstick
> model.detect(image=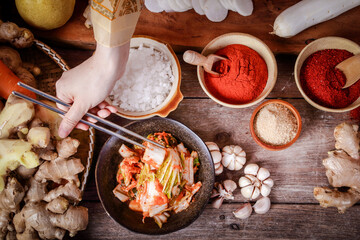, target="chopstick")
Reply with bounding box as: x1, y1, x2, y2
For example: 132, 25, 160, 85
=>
13, 83, 165, 149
